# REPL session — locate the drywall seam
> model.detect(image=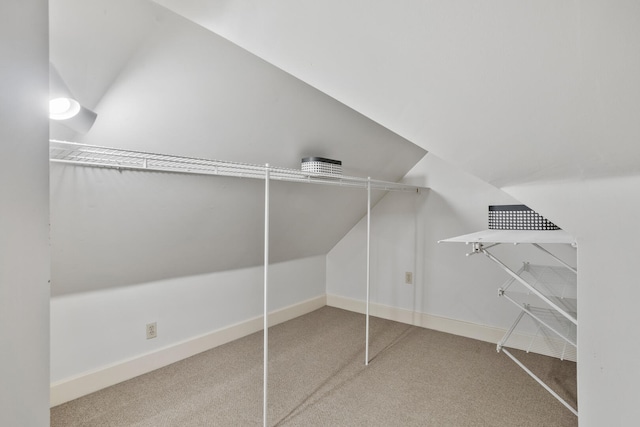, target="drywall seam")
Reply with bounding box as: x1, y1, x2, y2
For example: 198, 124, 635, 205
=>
326, 294, 574, 362
50, 295, 326, 407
